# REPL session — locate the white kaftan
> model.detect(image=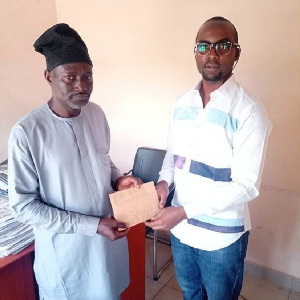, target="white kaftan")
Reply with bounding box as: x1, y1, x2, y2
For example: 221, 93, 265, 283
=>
8, 102, 129, 300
